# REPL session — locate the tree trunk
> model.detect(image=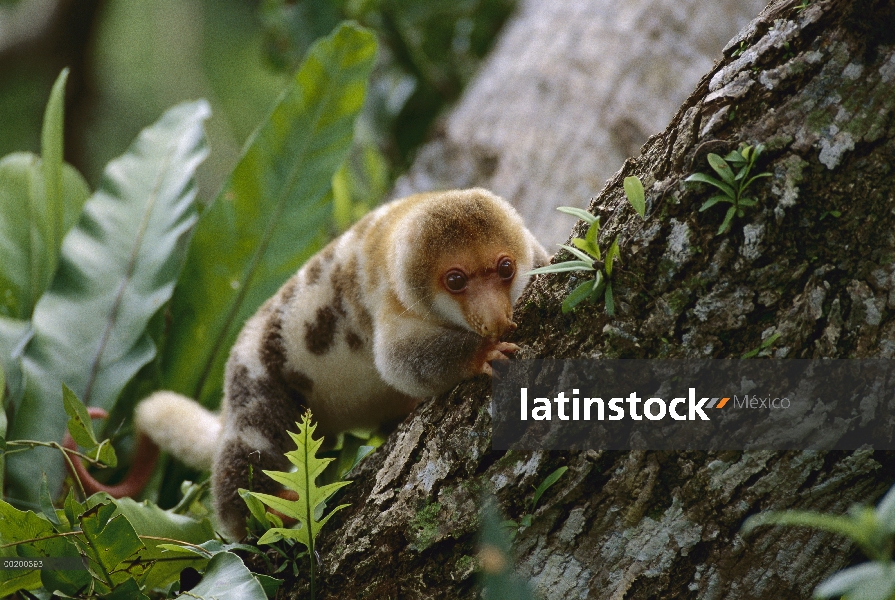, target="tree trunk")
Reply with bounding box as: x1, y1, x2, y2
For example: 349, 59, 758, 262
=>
305, 0, 895, 598
391, 0, 767, 248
